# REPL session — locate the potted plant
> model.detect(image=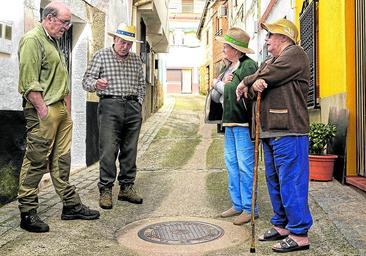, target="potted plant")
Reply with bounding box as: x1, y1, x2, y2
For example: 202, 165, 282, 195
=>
308, 122, 337, 181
